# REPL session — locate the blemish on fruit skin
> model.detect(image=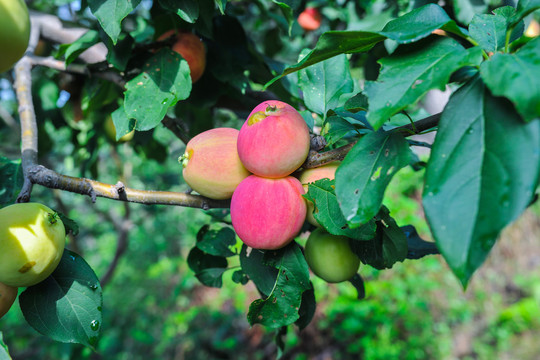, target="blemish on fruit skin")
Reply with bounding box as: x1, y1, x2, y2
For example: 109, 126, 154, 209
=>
247, 111, 267, 126
18, 261, 36, 273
